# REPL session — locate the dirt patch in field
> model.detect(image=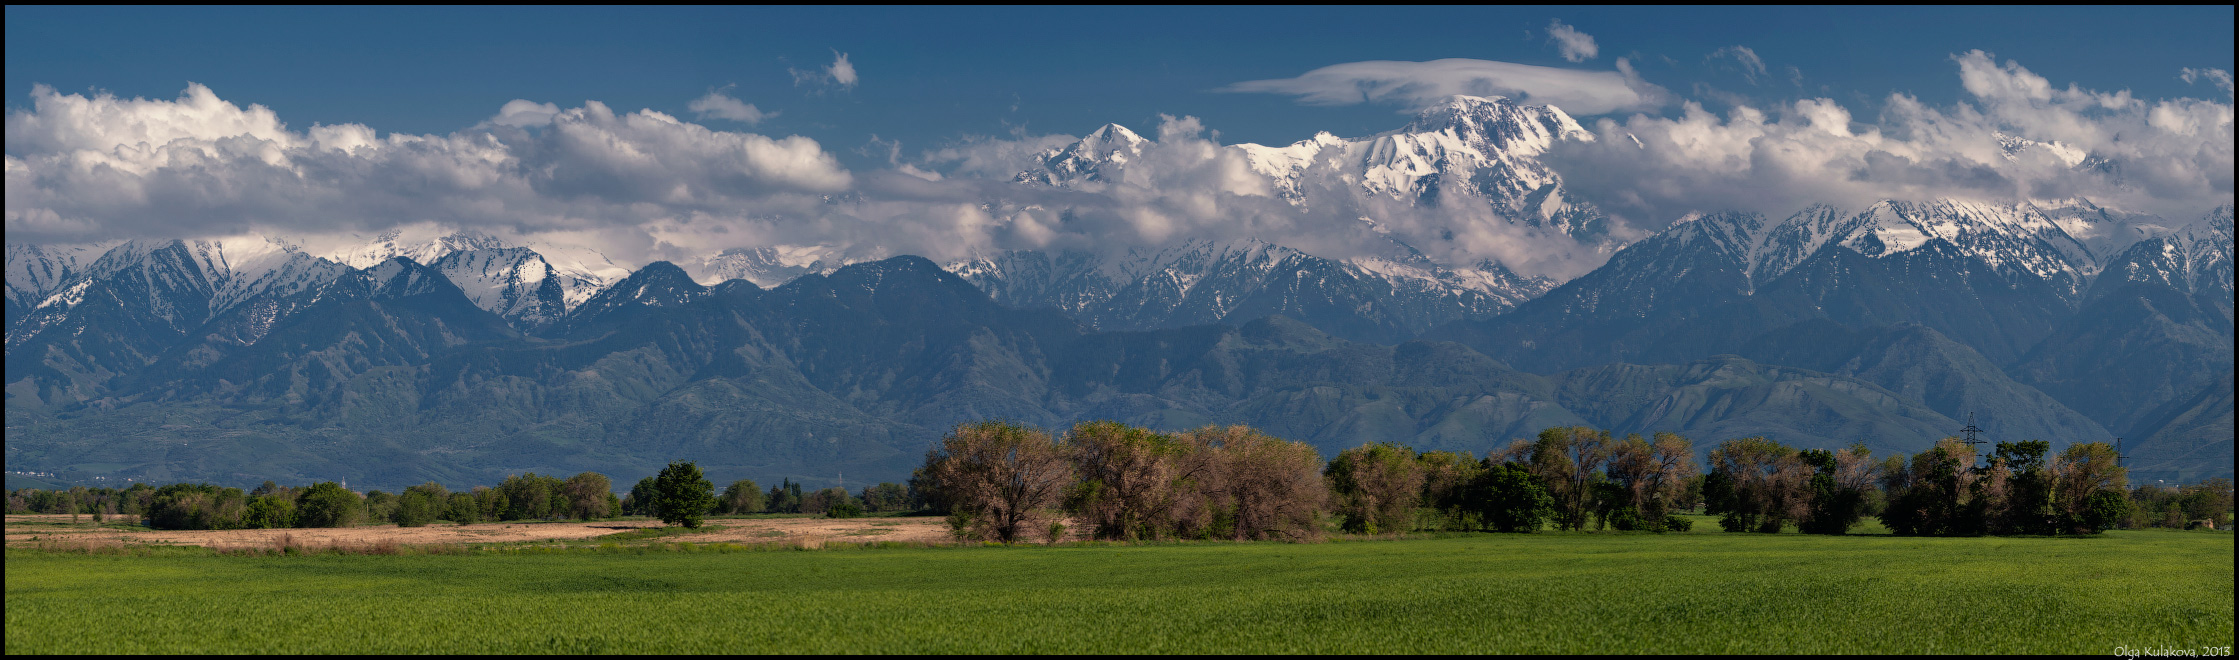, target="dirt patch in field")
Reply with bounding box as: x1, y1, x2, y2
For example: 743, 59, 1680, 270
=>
3, 515, 963, 550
